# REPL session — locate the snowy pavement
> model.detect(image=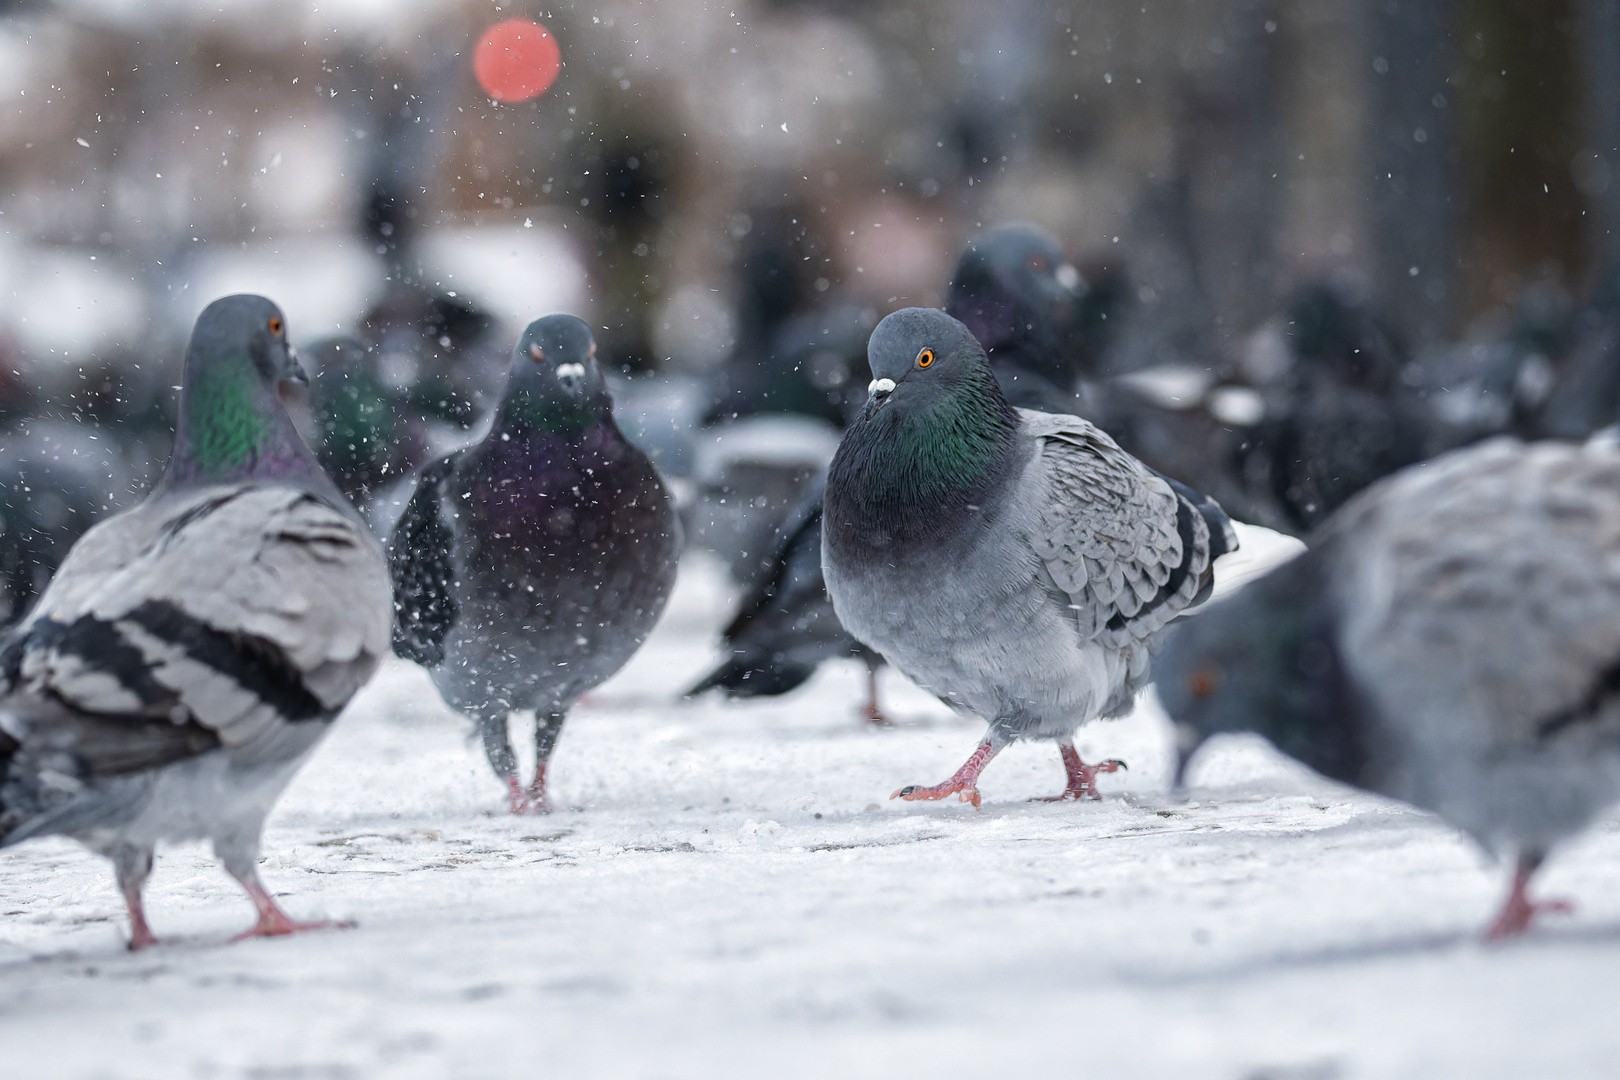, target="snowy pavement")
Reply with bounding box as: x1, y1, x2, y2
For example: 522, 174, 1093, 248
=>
2, 525, 1619, 1079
